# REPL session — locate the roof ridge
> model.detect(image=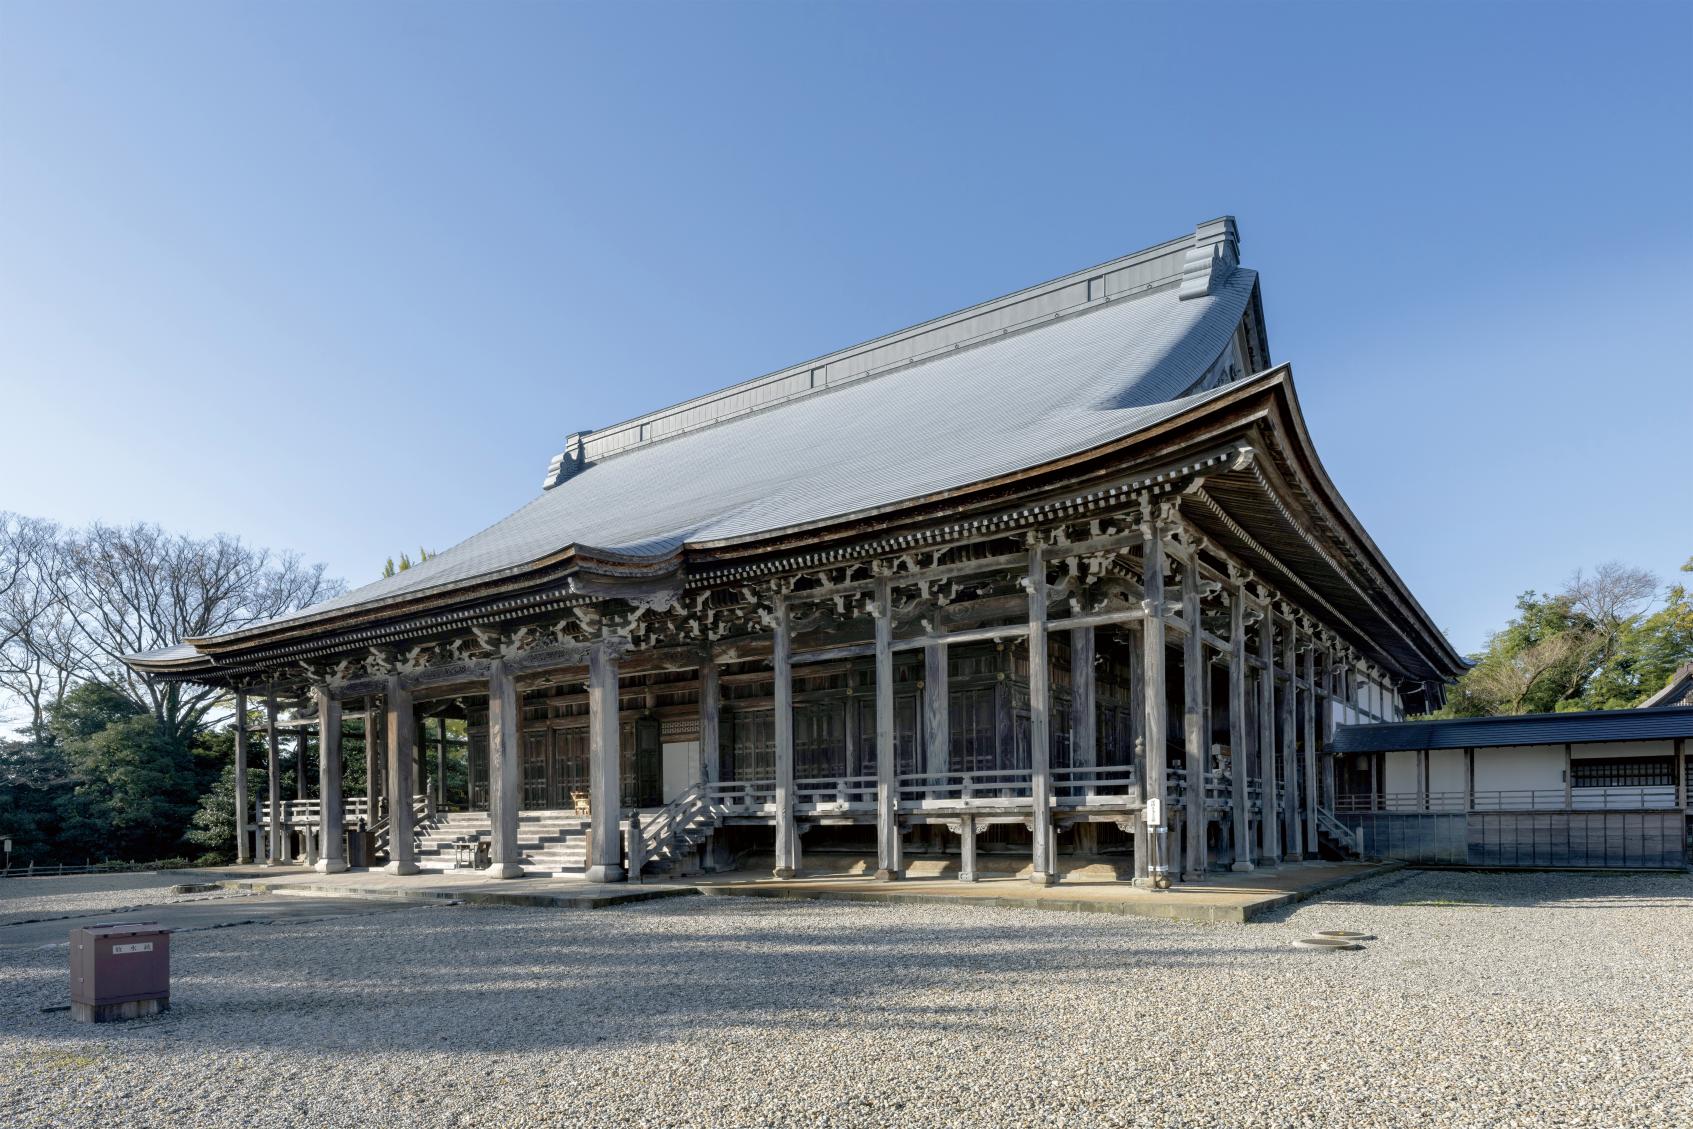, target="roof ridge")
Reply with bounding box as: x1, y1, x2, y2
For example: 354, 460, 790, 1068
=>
542, 217, 1242, 489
